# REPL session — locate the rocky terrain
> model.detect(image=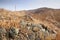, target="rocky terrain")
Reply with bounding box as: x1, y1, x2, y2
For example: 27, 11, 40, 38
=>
0, 7, 60, 40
